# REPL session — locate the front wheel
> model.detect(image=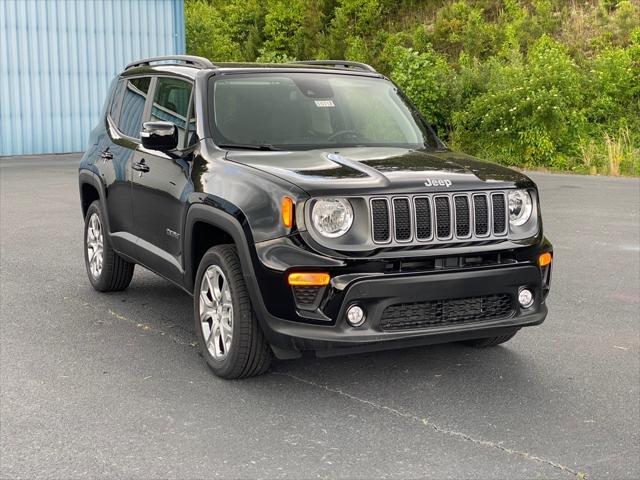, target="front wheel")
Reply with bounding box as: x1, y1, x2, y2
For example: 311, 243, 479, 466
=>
84, 201, 134, 292
194, 245, 272, 379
